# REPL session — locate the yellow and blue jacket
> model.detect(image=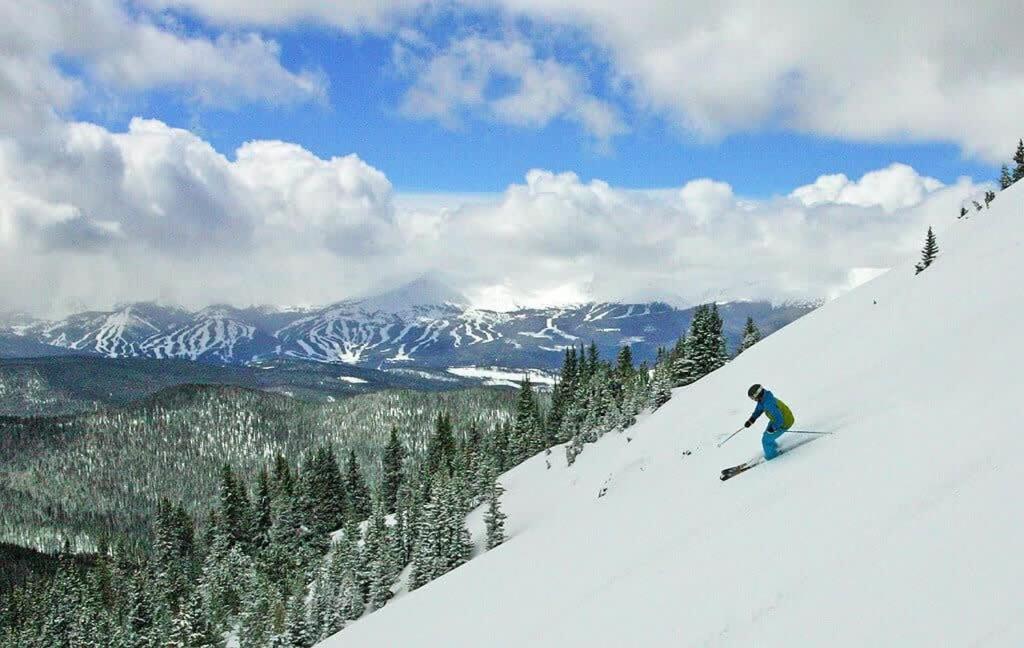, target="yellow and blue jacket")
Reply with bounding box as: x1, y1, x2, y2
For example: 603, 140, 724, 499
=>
748, 389, 795, 431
